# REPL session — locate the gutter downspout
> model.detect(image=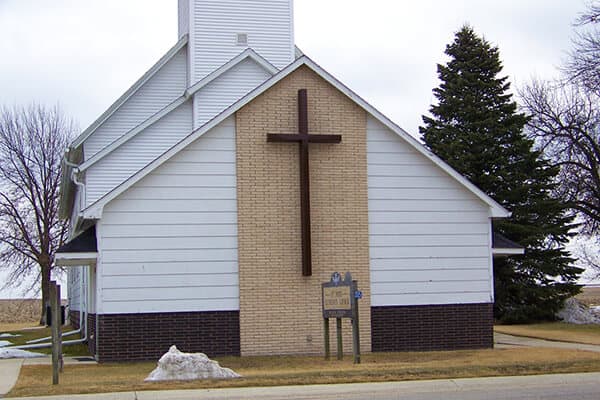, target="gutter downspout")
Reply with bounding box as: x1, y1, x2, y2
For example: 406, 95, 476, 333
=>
26, 269, 86, 343
15, 266, 89, 350
64, 157, 85, 215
